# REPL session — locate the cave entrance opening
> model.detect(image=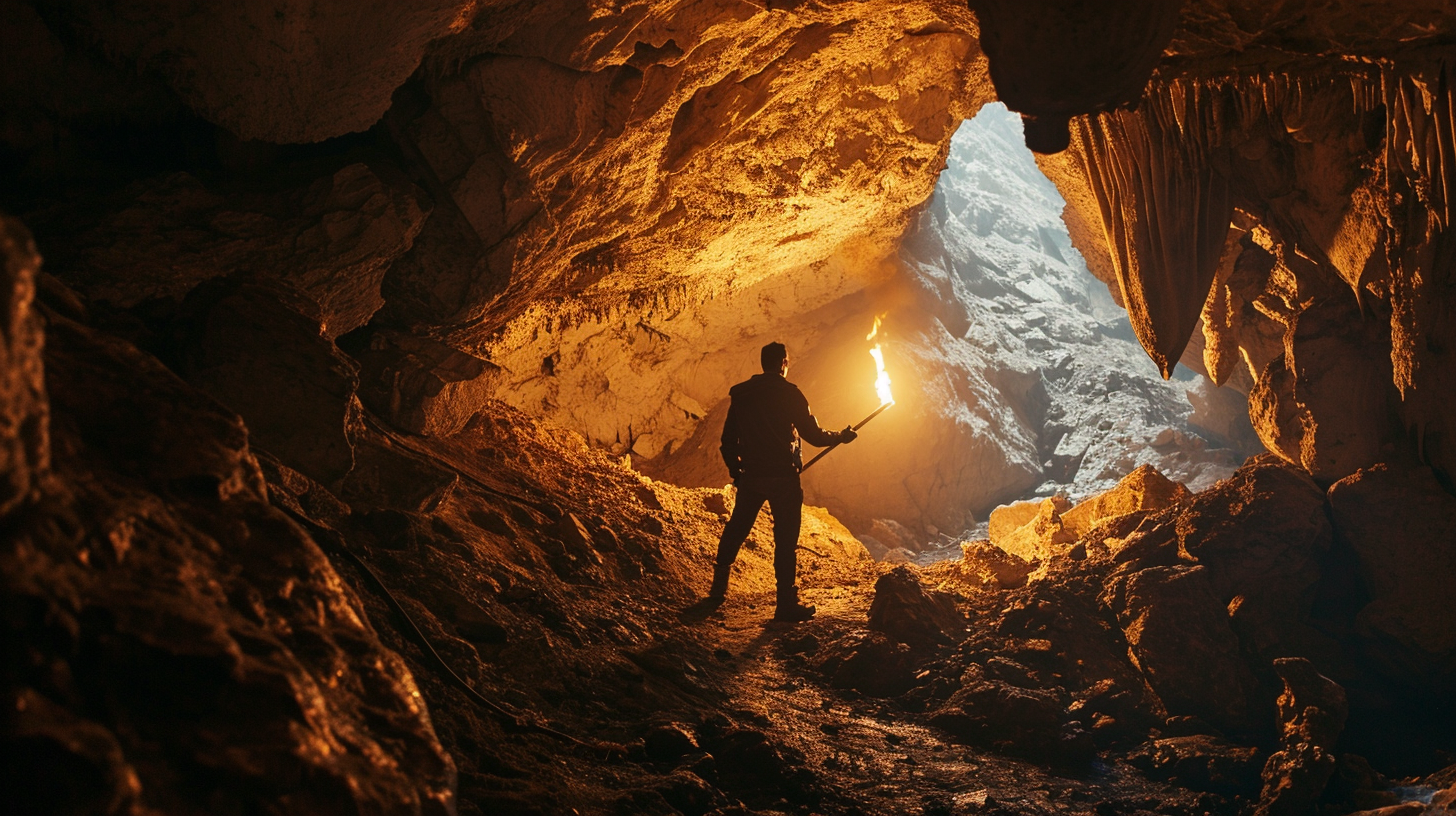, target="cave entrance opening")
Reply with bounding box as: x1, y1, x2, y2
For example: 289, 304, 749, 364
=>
874, 102, 1261, 562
